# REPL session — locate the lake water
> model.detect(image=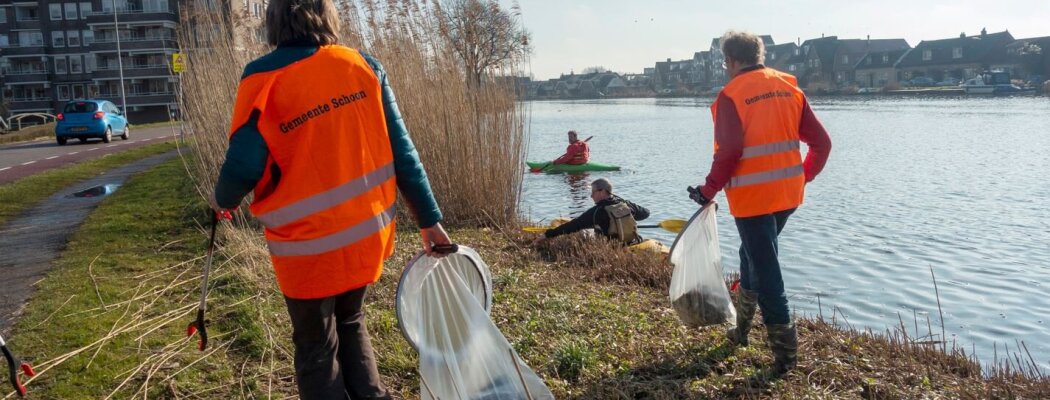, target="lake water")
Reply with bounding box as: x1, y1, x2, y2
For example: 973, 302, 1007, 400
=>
520, 96, 1050, 369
